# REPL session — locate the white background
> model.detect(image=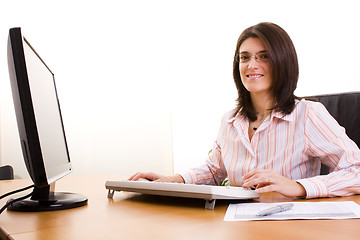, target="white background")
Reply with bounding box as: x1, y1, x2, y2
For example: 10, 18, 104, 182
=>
1, 0, 359, 179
